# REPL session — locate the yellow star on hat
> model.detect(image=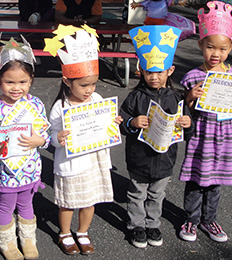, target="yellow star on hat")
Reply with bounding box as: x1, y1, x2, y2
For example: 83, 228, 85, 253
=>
43, 36, 64, 57
81, 24, 99, 38
53, 24, 81, 40
159, 28, 178, 48
133, 29, 151, 49
143, 46, 168, 70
